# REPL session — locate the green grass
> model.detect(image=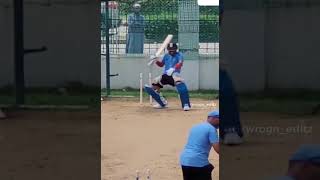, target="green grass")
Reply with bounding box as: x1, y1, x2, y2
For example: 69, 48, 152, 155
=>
101, 88, 218, 100
0, 87, 217, 107
238, 90, 320, 115
3, 87, 319, 115
0, 94, 99, 108
0, 85, 100, 108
